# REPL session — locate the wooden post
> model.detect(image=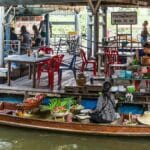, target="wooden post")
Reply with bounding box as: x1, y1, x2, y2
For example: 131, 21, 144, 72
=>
32, 63, 36, 88
7, 61, 11, 86
116, 25, 119, 49
130, 24, 133, 50
75, 12, 80, 33
29, 64, 32, 79
94, 10, 99, 57
87, 0, 101, 15
102, 7, 107, 38
5, 14, 11, 52
87, 0, 101, 57
87, 7, 93, 58
45, 13, 50, 46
